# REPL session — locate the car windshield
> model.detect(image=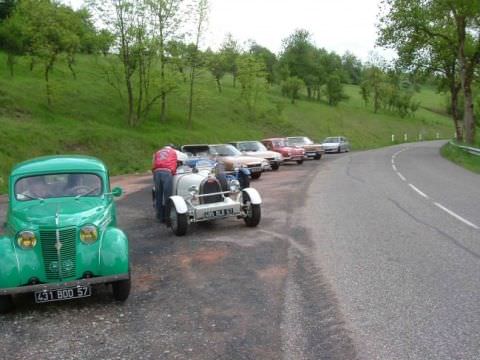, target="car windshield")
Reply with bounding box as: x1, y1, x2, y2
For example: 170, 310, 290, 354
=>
287, 137, 313, 146
272, 139, 286, 147
210, 144, 241, 156
324, 137, 340, 143
15, 173, 103, 201
237, 141, 267, 152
